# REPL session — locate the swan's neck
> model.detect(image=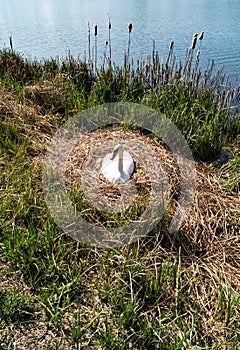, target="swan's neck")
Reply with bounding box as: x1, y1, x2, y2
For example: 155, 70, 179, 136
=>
118, 149, 123, 172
